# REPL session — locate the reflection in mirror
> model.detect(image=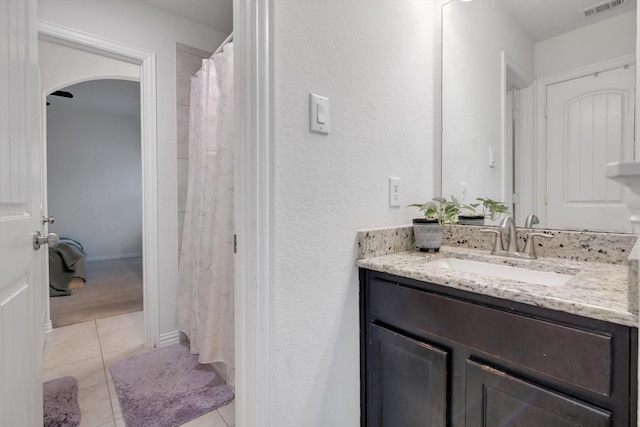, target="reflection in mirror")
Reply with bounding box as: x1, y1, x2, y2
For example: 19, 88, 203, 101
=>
441, 0, 637, 232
